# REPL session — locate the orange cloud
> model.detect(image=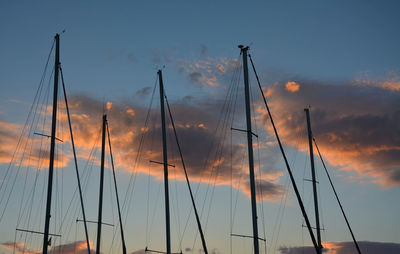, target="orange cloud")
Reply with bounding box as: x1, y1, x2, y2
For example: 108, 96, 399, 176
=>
0, 92, 284, 205
354, 70, 400, 92
285, 81, 300, 92
257, 79, 400, 187
106, 101, 113, 111
1, 240, 96, 254
279, 241, 400, 254
63, 95, 284, 202
0, 121, 20, 164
